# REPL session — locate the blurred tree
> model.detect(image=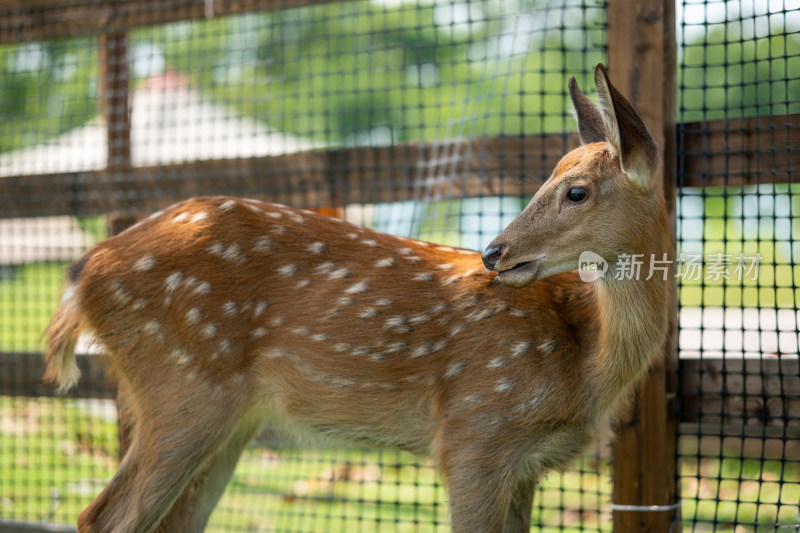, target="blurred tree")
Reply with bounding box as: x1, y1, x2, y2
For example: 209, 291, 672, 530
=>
0, 38, 97, 154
